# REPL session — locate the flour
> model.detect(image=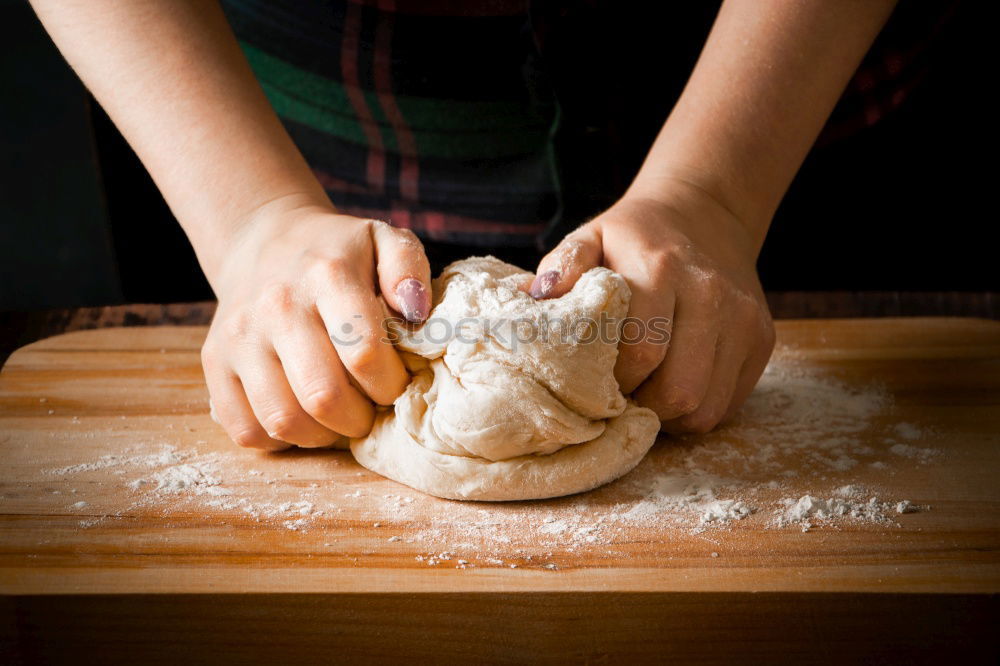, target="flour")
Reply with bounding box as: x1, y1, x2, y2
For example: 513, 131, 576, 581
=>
42, 353, 933, 568
48, 445, 186, 476
888, 443, 938, 461
893, 422, 924, 440
618, 472, 743, 530
773, 494, 897, 531
538, 518, 572, 535
699, 499, 753, 525
141, 461, 227, 495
